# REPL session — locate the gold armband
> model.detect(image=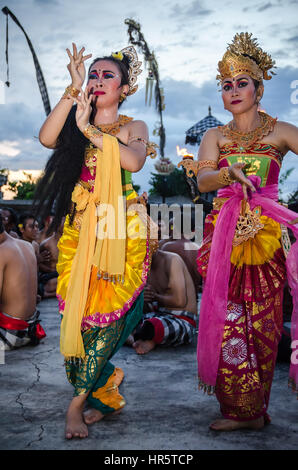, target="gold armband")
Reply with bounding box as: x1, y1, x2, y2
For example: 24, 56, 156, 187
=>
83, 124, 103, 140
62, 85, 80, 100
217, 167, 235, 186
197, 160, 218, 171
128, 136, 158, 159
